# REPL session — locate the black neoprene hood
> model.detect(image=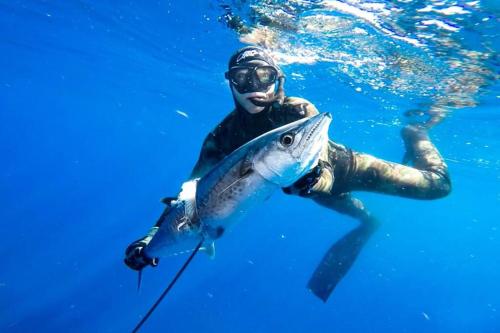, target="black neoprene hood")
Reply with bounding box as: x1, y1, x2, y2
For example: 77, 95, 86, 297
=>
228, 46, 279, 69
